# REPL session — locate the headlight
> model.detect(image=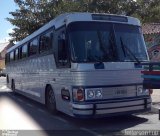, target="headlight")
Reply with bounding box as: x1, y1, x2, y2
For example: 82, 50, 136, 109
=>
137, 86, 149, 96
86, 88, 102, 100
87, 90, 95, 98
95, 89, 102, 98
144, 89, 149, 94
138, 87, 143, 94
